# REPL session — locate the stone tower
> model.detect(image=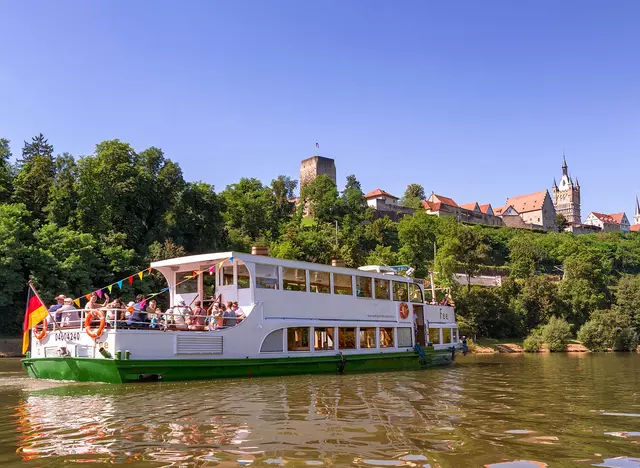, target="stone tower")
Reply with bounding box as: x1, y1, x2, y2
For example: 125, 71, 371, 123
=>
300, 156, 336, 187
552, 154, 581, 225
